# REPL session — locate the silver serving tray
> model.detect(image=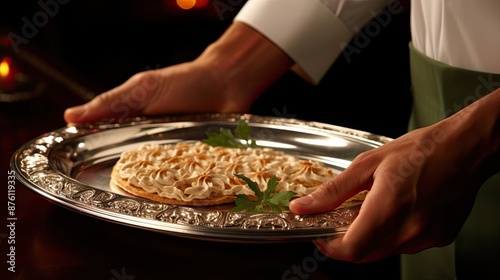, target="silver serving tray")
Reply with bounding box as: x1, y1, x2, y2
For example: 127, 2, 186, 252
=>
11, 113, 391, 243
